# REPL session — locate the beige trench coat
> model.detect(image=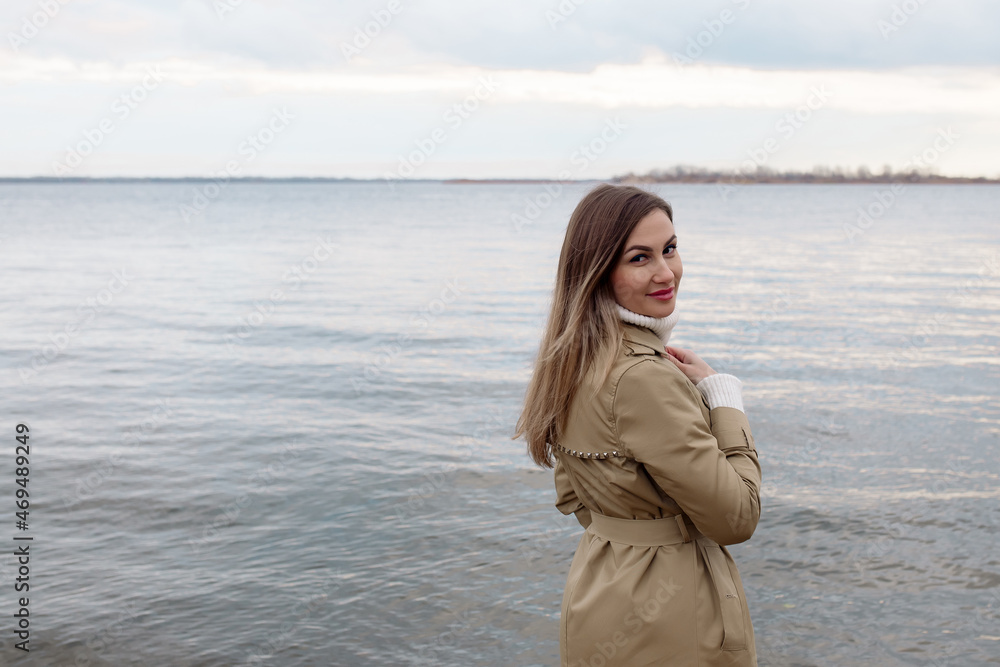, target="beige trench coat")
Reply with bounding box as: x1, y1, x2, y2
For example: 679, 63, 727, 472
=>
553, 322, 762, 666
